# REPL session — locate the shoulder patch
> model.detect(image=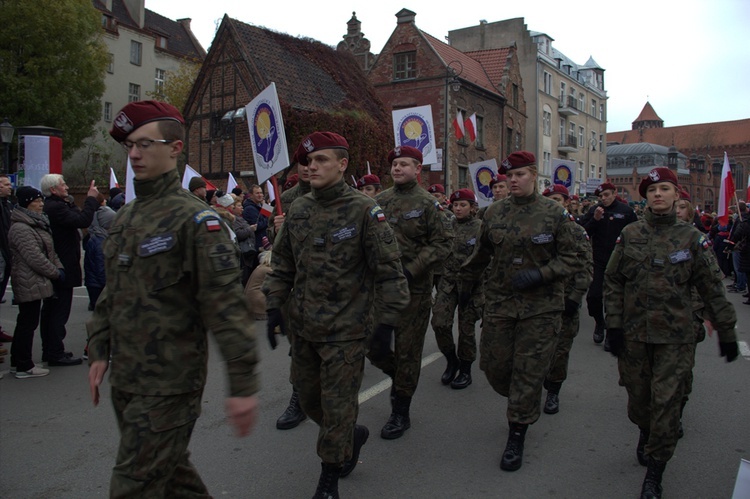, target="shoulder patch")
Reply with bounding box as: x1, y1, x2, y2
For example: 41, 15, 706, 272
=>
698, 234, 710, 249
194, 209, 220, 224
370, 206, 386, 222
433, 200, 444, 211
615, 236, 622, 244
